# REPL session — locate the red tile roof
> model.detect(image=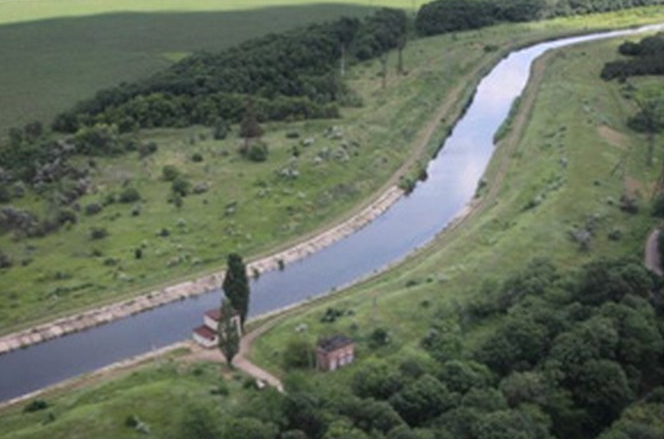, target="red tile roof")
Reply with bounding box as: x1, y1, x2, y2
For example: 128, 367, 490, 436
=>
193, 325, 217, 340
205, 309, 221, 321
